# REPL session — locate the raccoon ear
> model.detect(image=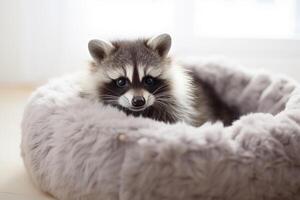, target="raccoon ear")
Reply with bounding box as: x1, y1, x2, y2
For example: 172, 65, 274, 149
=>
88, 39, 114, 63
147, 34, 171, 57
